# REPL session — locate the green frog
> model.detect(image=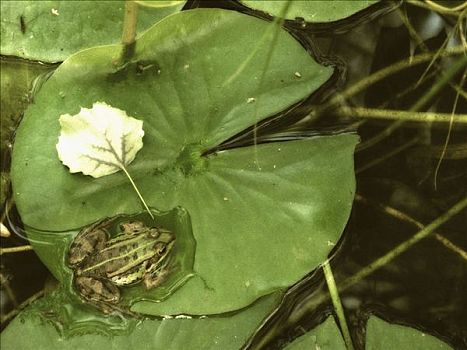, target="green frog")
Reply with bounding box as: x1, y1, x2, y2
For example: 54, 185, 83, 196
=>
68, 218, 175, 314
